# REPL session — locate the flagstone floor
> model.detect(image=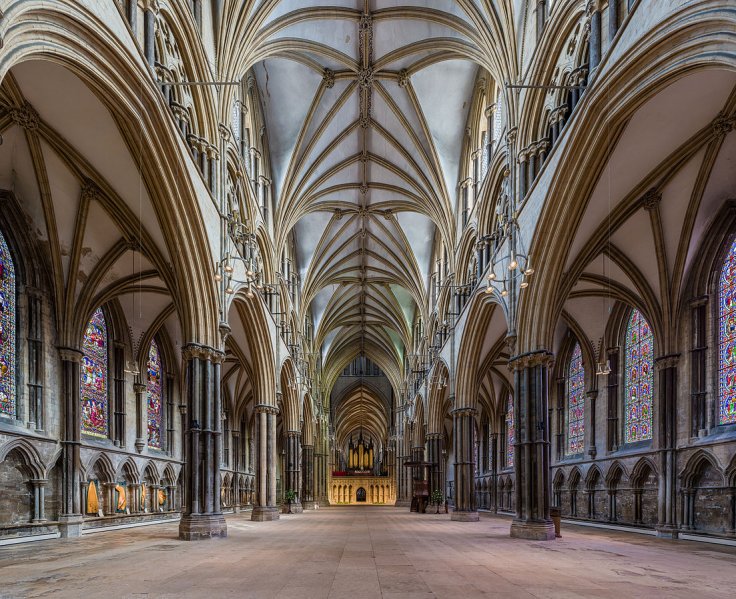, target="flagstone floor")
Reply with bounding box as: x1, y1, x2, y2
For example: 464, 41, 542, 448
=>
1, 507, 735, 598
